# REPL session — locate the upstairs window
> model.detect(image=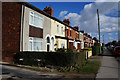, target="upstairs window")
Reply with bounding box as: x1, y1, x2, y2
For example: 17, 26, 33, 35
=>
29, 12, 43, 28
57, 25, 59, 34
70, 30, 71, 37
76, 33, 77, 39
61, 27, 63, 35
67, 29, 68, 37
